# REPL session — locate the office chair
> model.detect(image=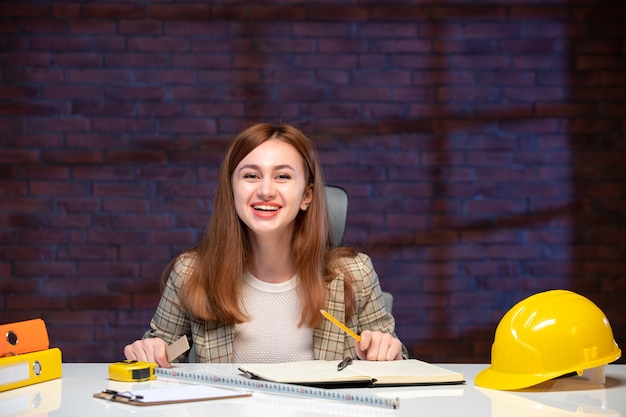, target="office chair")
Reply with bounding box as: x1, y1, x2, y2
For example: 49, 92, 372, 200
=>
324, 185, 393, 313
324, 185, 348, 248
188, 185, 391, 362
